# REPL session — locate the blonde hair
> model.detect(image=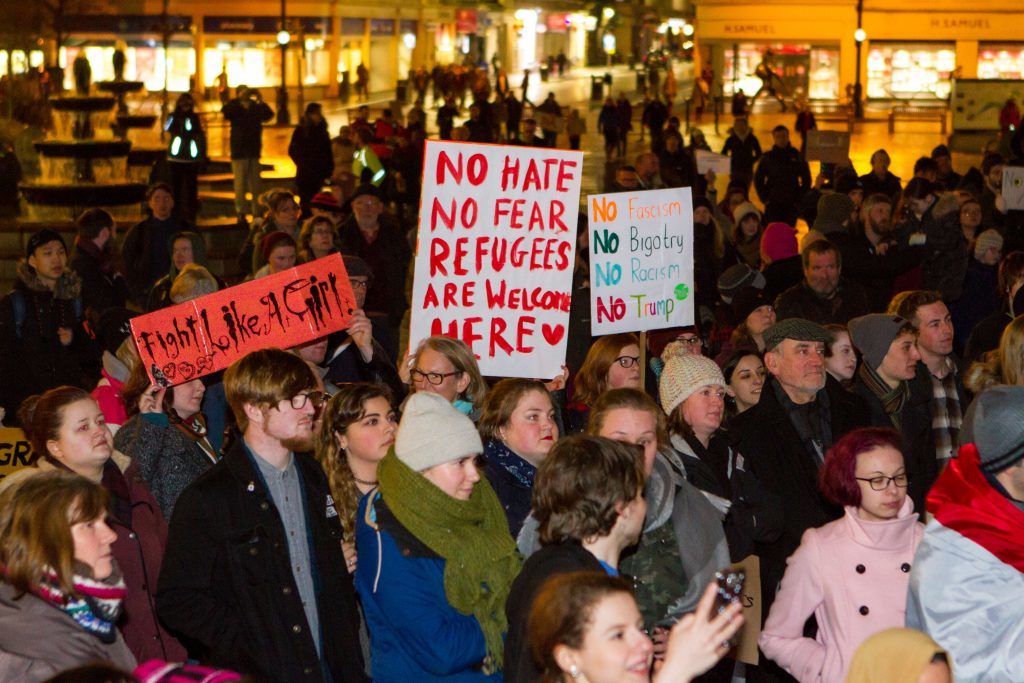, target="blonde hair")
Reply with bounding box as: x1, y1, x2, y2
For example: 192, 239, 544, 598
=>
411, 336, 488, 408
965, 315, 1024, 393
170, 263, 218, 304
